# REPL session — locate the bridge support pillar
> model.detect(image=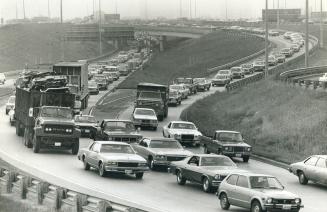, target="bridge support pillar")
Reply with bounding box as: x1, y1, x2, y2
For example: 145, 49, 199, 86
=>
159, 35, 167, 52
